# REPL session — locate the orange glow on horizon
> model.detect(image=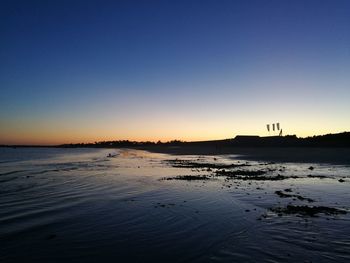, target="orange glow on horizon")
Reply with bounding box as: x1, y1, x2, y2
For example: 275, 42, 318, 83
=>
1, 127, 349, 146
1, 109, 349, 145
